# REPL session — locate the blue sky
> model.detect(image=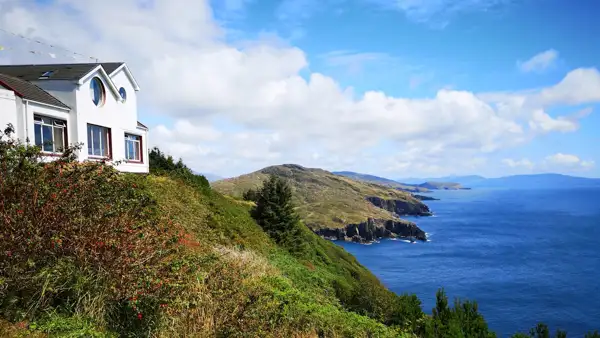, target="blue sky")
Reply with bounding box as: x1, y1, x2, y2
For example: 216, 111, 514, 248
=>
211, 0, 600, 178
1, 0, 599, 178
